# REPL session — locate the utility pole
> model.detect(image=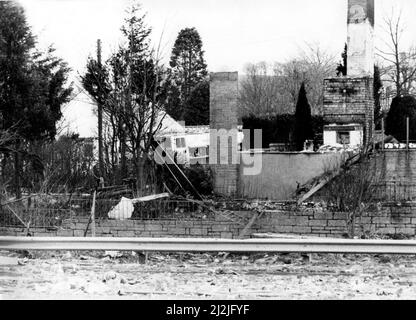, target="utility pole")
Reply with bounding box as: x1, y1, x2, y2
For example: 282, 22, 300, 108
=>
97, 39, 104, 179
